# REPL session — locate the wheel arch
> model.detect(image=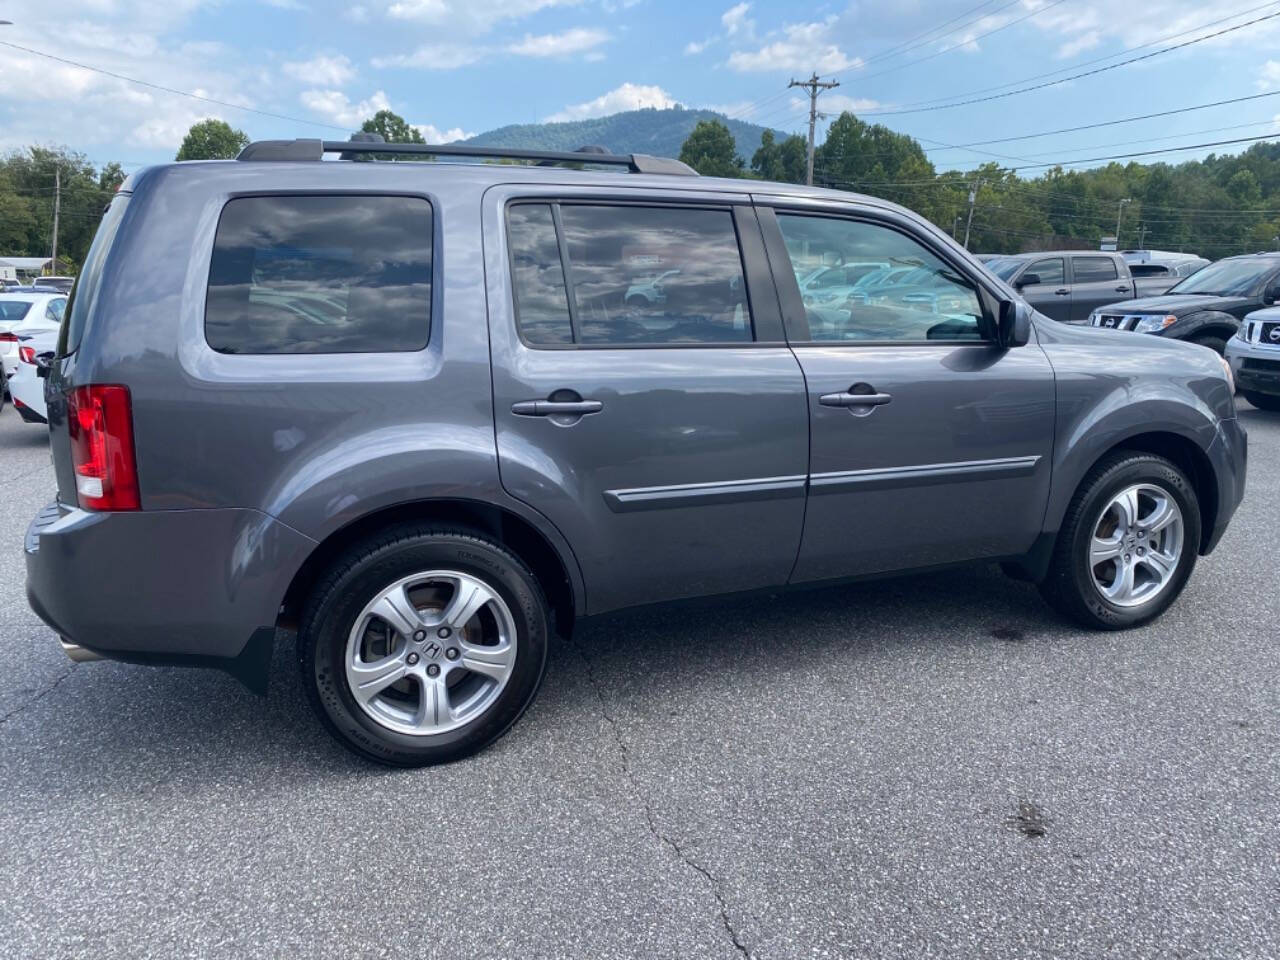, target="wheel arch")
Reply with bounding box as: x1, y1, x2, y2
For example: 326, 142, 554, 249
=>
279, 498, 583, 638
1172, 310, 1239, 344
